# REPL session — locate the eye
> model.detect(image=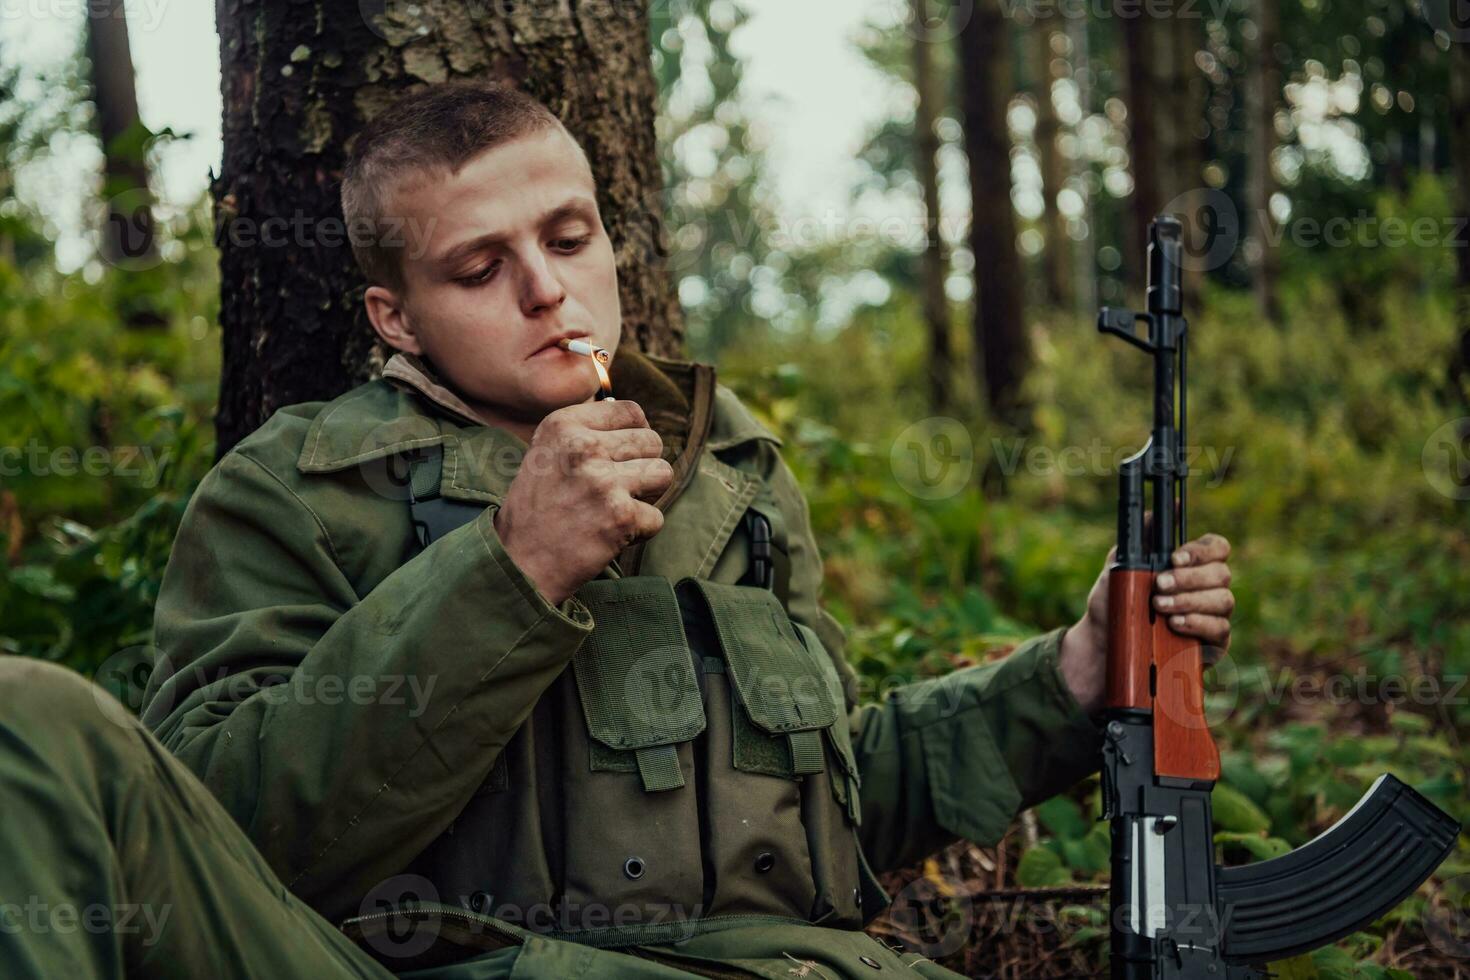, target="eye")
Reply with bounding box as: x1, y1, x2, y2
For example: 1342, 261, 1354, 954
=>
457, 260, 501, 286
551, 235, 591, 253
